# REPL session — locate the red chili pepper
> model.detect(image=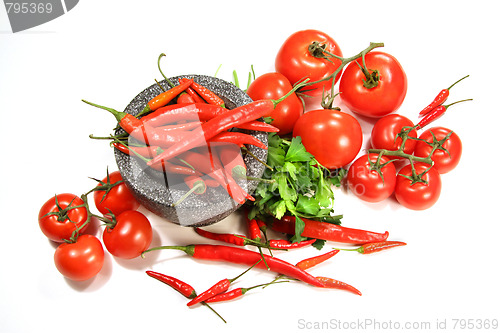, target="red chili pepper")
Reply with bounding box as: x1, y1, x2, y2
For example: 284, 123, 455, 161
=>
139, 103, 205, 126
349, 240, 407, 254
419, 75, 469, 117
179, 78, 225, 108
148, 99, 278, 165
146, 270, 196, 299
210, 132, 267, 150
156, 120, 202, 132
142, 244, 325, 288
186, 259, 259, 306
130, 123, 191, 147
270, 216, 389, 245
146, 270, 227, 323
268, 238, 317, 249
246, 218, 262, 242
217, 143, 246, 176
416, 98, 472, 130
235, 120, 280, 133
315, 276, 362, 296
138, 79, 194, 116
177, 91, 195, 104
204, 280, 284, 304
295, 249, 340, 270
185, 85, 206, 104
194, 227, 248, 247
